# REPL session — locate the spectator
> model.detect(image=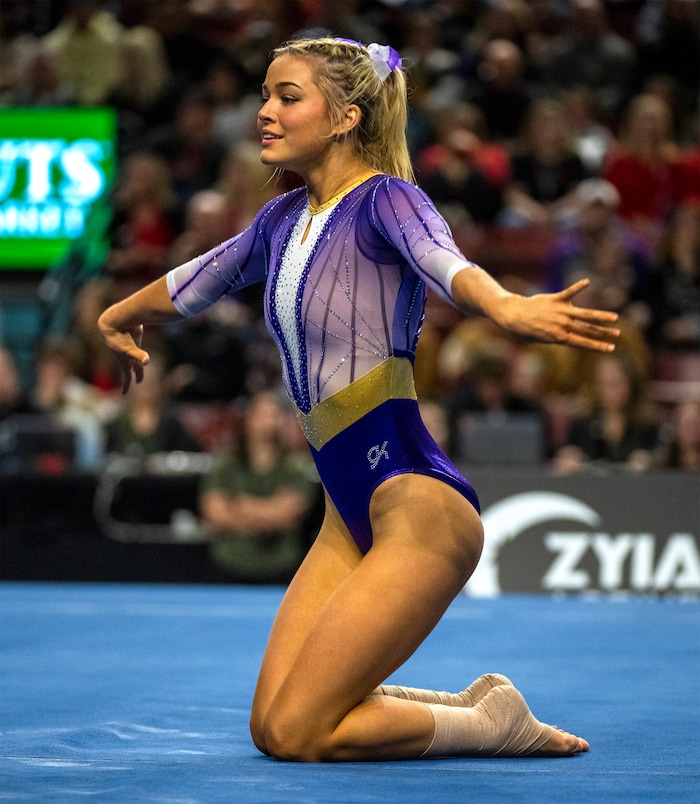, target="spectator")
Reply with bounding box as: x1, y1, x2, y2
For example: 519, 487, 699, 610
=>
104, 151, 176, 303
168, 189, 230, 268
161, 308, 249, 404
143, 0, 214, 91
314, 0, 388, 52
538, 0, 637, 124
27, 336, 108, 469
416, 103, 504, 226
70, 280, 122, 394
443, 351, 550, 459
0, 4, 38, 105
108, 25, 171, 155
655, 398, 700, 471
545, 178, 654, 333
467, 0, 538, 68
675, 128, 700, 209
636, 0, 700, 126
499, 97, 590, 228
4, 43, 74, 106
104, 349, 199, 459
203, 54, 260, 150
400, 8, 464, 110
216, 140, 280, 234
649, 204, 700, 349
562, 85, 614, 175
42, 0, 123, 106
418, 398, 451, 454
142, 86, 228, 225
212, 141, 282, 321
641, 74, 696, 151
438, 317, 515, 393
199, 391, 320, 584
163, 184, 257, 403
602, 92, 681, 254
0, 347, 32, 420
465, 38, 534, 145
553, 351, 659, 474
